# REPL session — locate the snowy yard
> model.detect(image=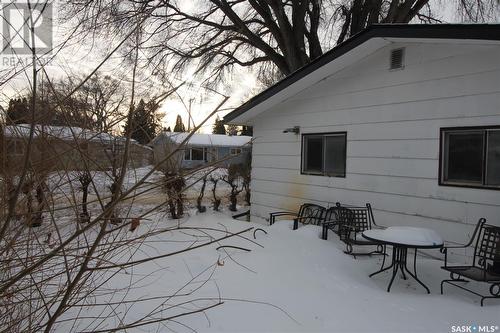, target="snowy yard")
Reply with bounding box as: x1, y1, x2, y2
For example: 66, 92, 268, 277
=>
4, 167, 498, 332
44, 166, 241, 212
61, 210, 499, 333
